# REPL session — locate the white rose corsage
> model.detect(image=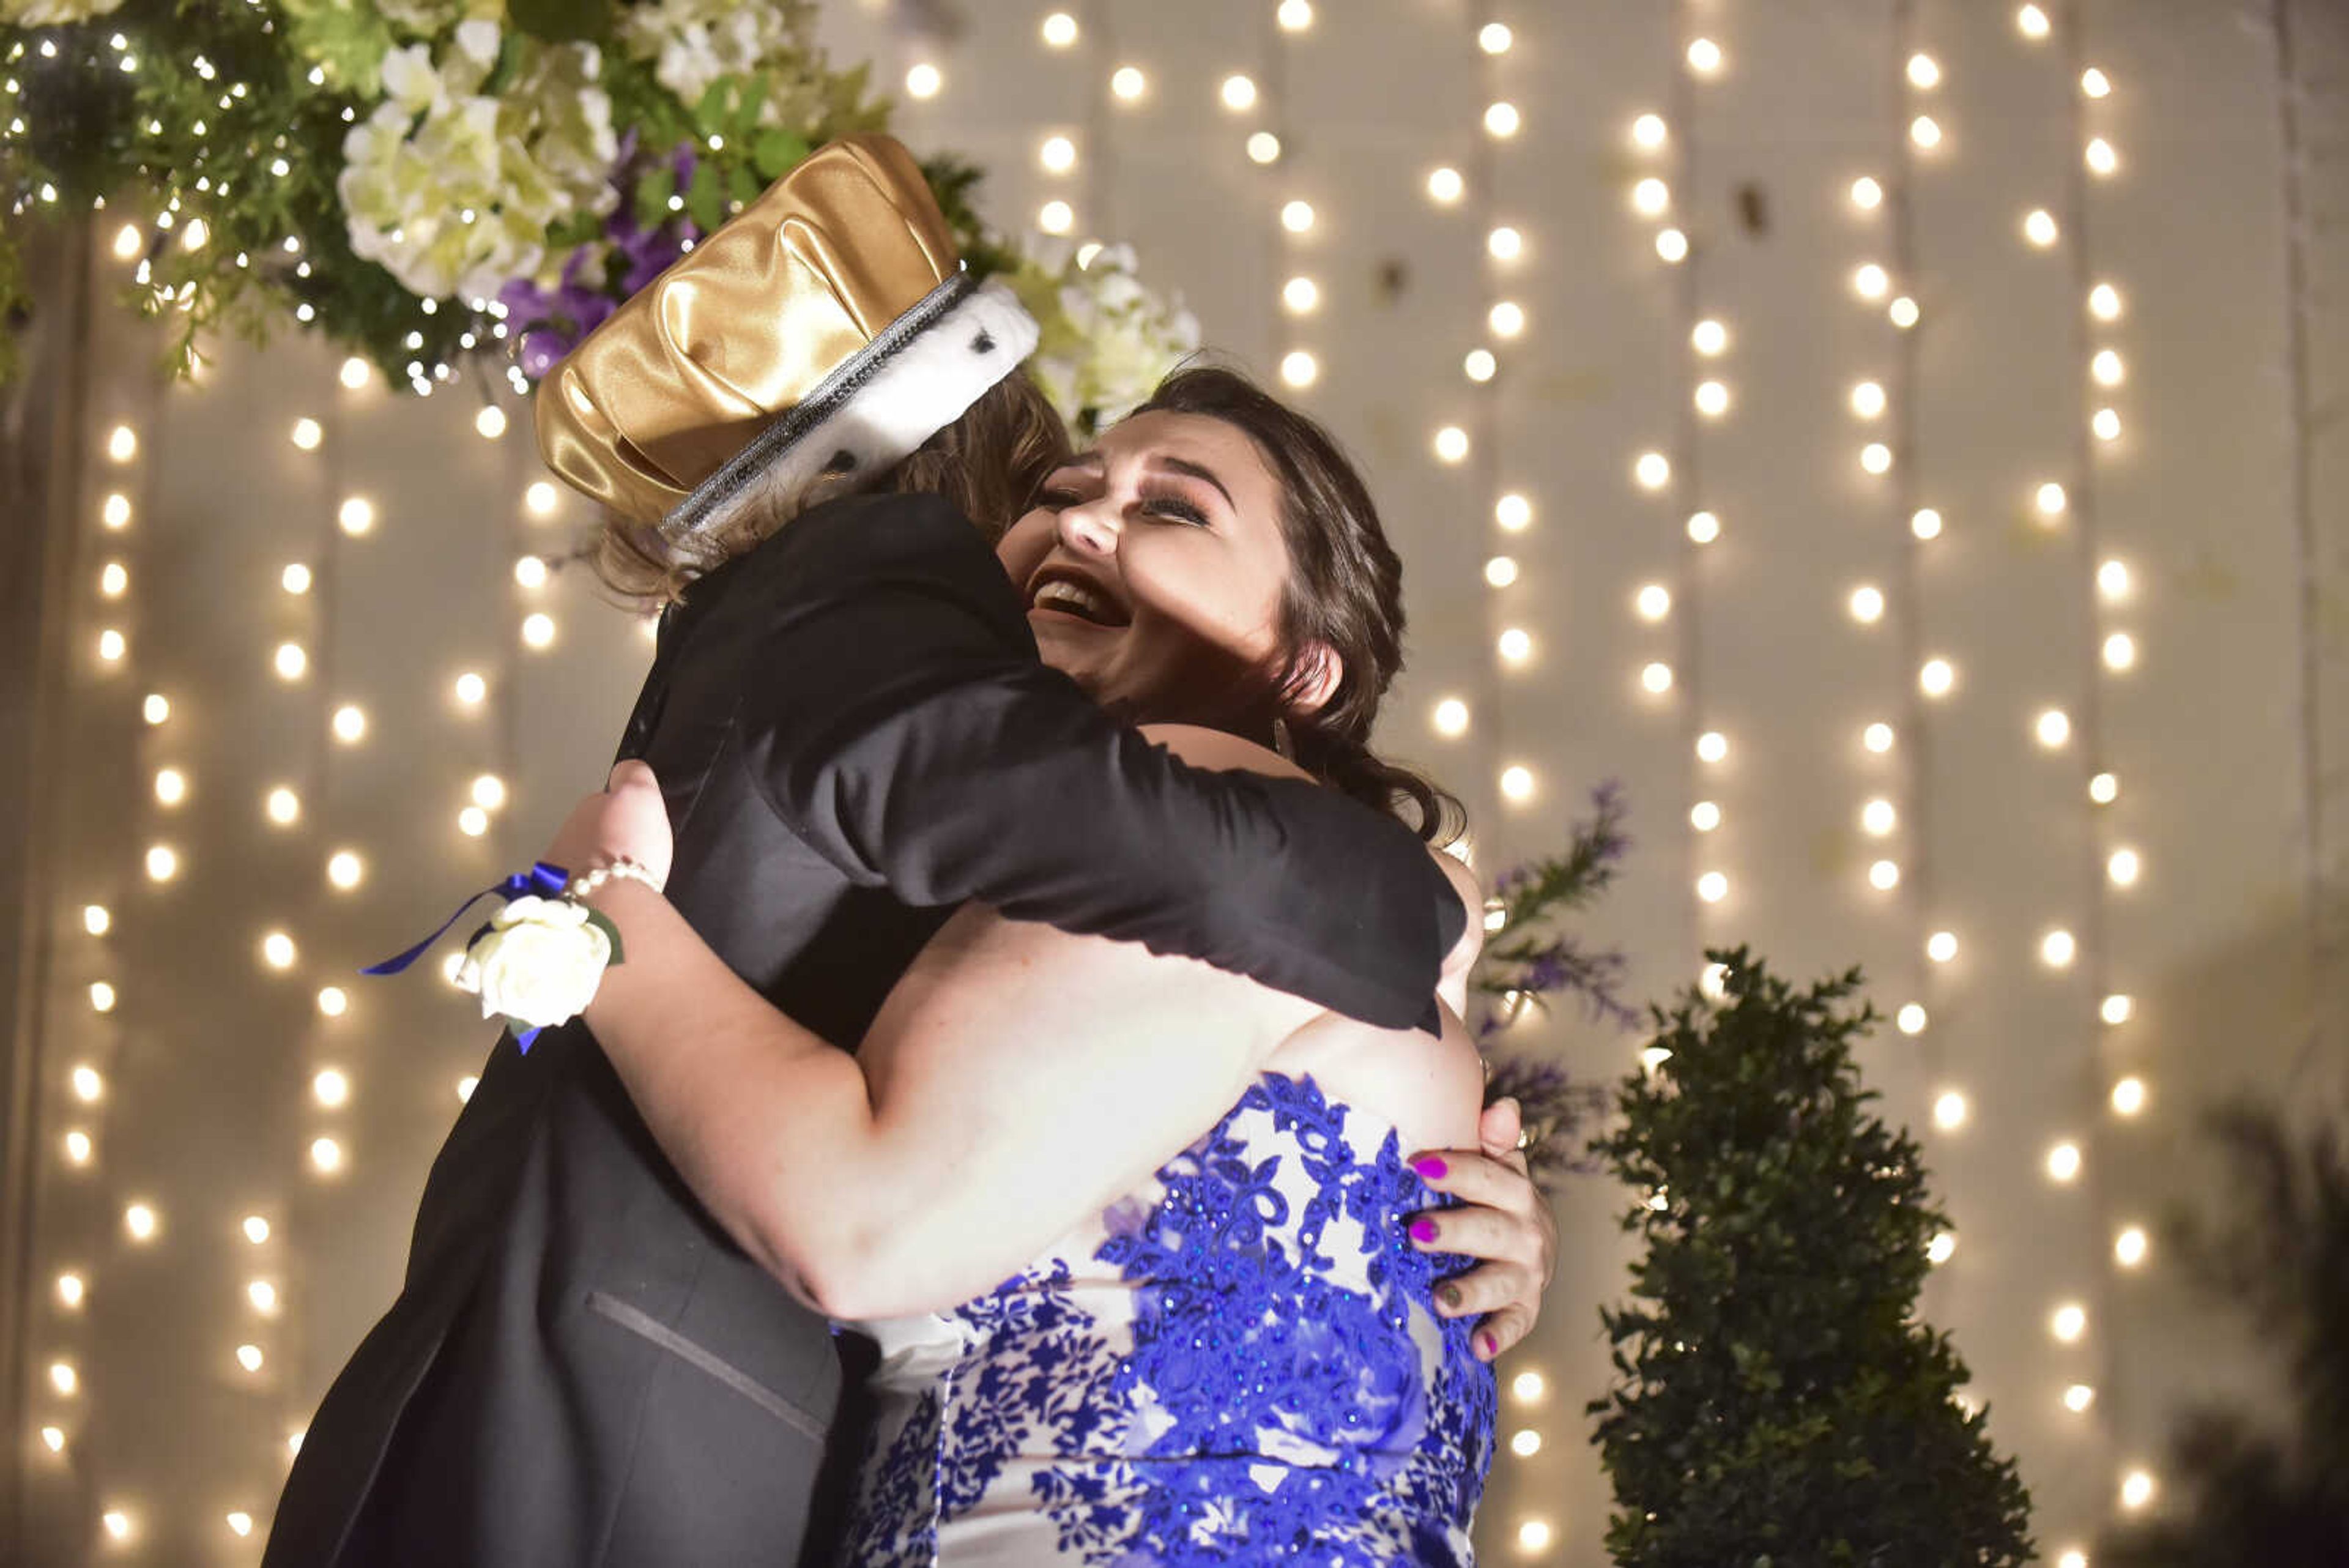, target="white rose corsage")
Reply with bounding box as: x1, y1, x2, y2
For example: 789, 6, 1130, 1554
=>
363, 858, 651, 1052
